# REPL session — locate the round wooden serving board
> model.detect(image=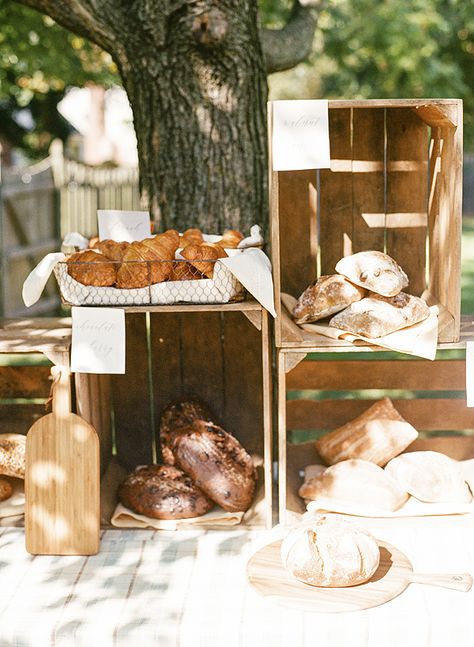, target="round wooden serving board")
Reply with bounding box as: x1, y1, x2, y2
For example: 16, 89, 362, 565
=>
247, 540, 472, 613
